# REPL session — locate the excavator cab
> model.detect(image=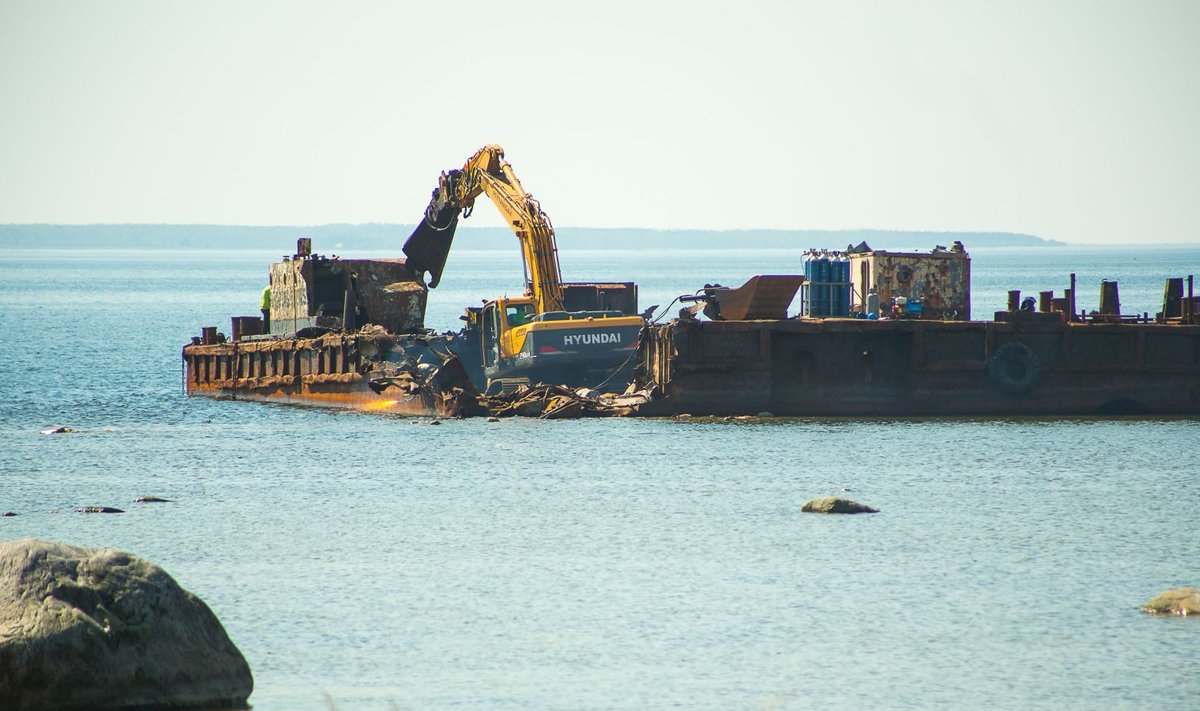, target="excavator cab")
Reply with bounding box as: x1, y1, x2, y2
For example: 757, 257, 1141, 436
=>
481, 301, 501, 370
481, 297, 536, 368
